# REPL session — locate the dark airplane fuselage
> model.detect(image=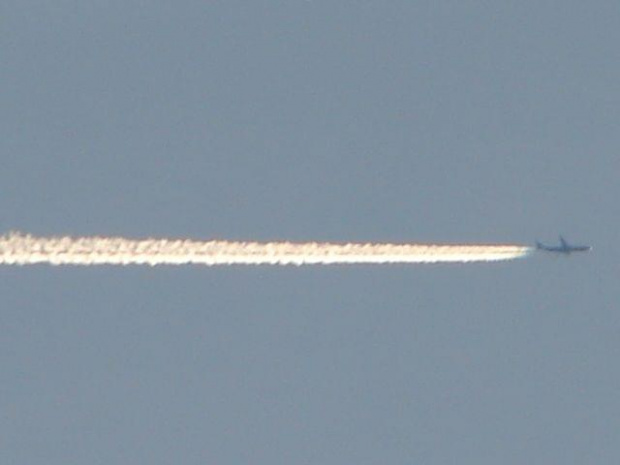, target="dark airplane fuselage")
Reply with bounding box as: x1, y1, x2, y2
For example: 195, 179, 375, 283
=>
535, 238, 591, 254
